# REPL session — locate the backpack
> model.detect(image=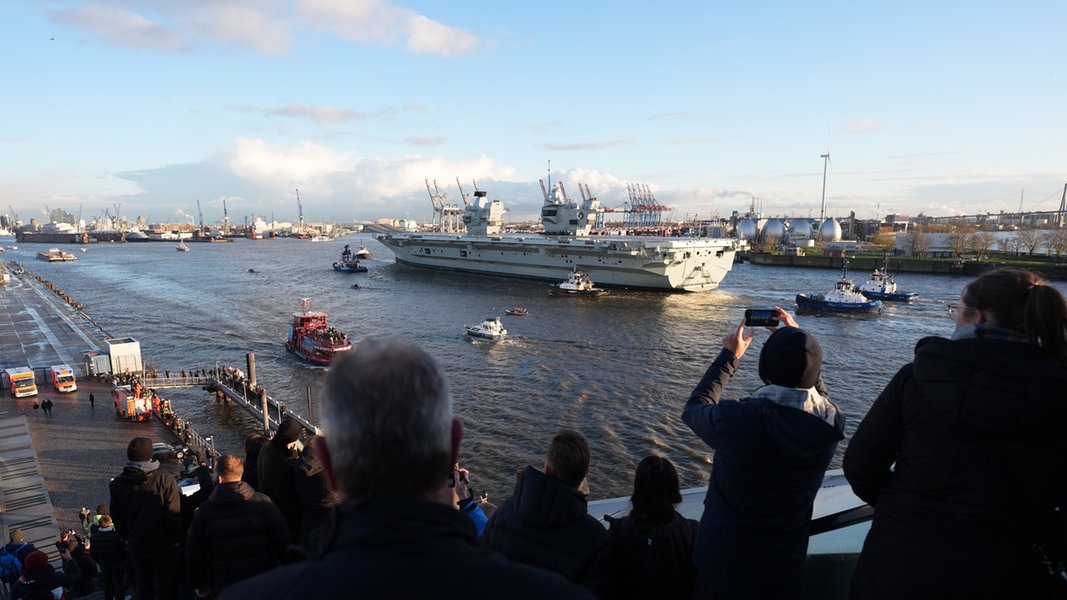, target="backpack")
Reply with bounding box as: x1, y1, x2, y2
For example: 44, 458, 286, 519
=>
0, 547, 21, 583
